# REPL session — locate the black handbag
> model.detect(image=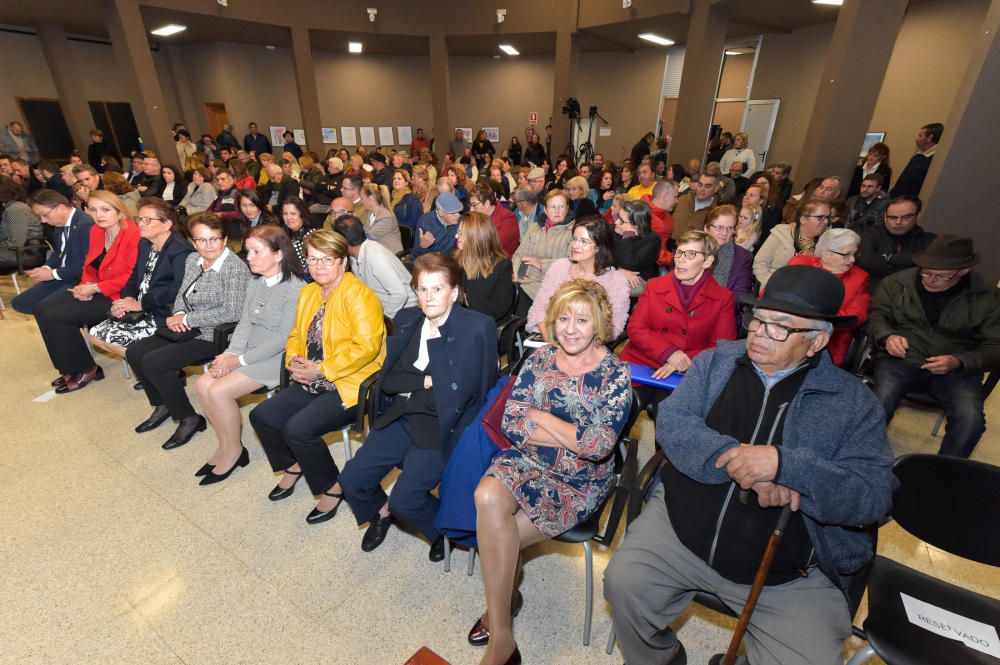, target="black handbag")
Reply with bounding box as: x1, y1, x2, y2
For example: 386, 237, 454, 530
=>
115, 310, 148, 325
154, 327, 200, 343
